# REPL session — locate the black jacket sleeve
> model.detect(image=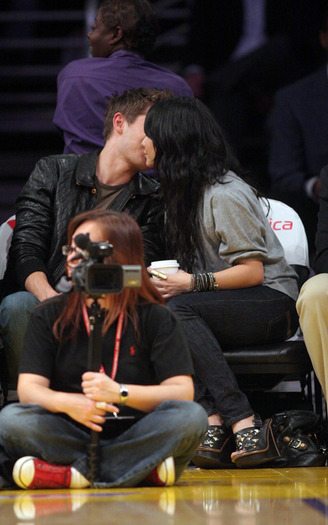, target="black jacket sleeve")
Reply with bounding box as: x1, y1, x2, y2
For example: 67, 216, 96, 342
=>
9, 157, 60, 287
